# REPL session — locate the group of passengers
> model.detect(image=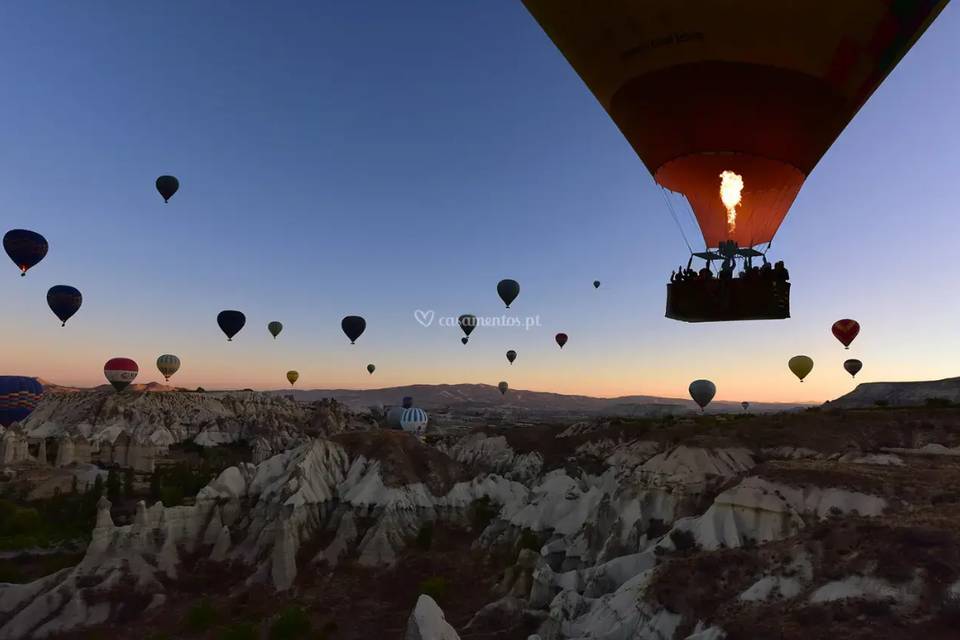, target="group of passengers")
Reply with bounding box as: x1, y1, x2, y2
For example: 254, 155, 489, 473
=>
670, 259, 789, 284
